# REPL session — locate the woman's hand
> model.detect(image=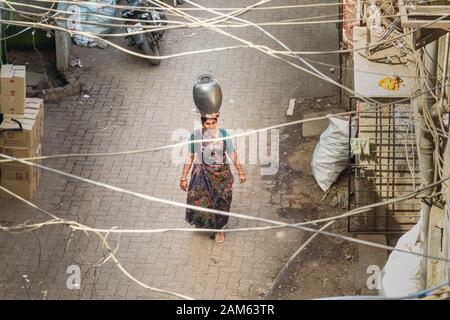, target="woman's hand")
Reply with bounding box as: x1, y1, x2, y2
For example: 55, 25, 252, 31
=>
238, 172, 246, 183
180, 178, 188, 191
